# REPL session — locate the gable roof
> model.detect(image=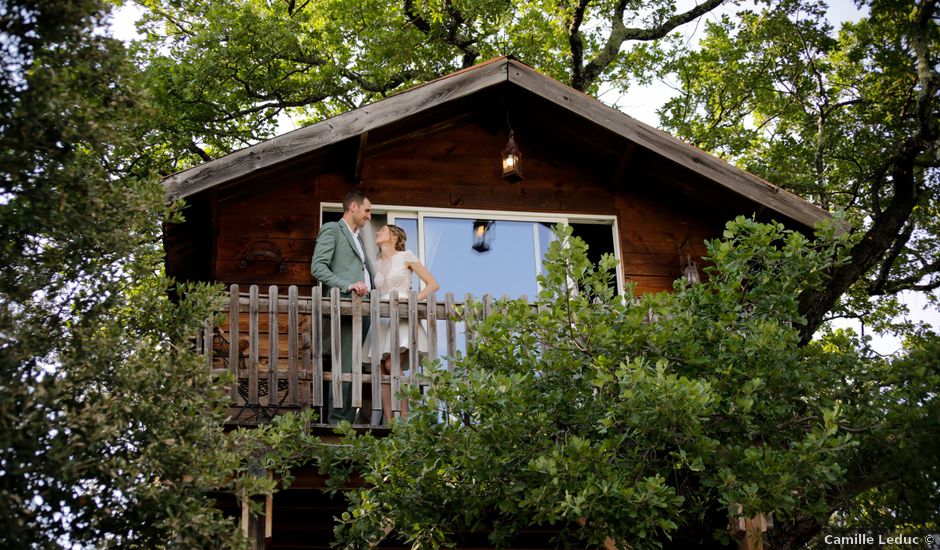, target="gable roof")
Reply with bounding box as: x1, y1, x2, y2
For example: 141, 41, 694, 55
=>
163, 56, 830, 230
